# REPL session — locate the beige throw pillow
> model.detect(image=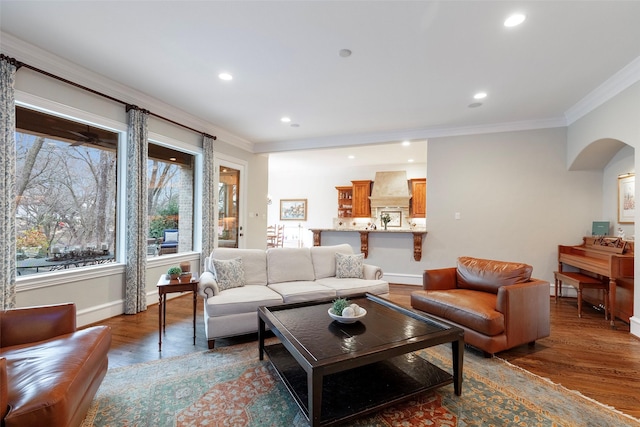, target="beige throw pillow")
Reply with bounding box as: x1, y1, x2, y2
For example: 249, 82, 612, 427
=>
335, 252, 364, 279
212, 257, 246, 291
